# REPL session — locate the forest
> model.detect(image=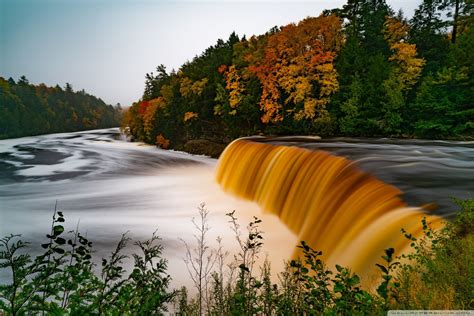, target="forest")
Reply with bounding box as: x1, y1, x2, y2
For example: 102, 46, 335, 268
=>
0, 76, 122, 139
122, 0, 473, 151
